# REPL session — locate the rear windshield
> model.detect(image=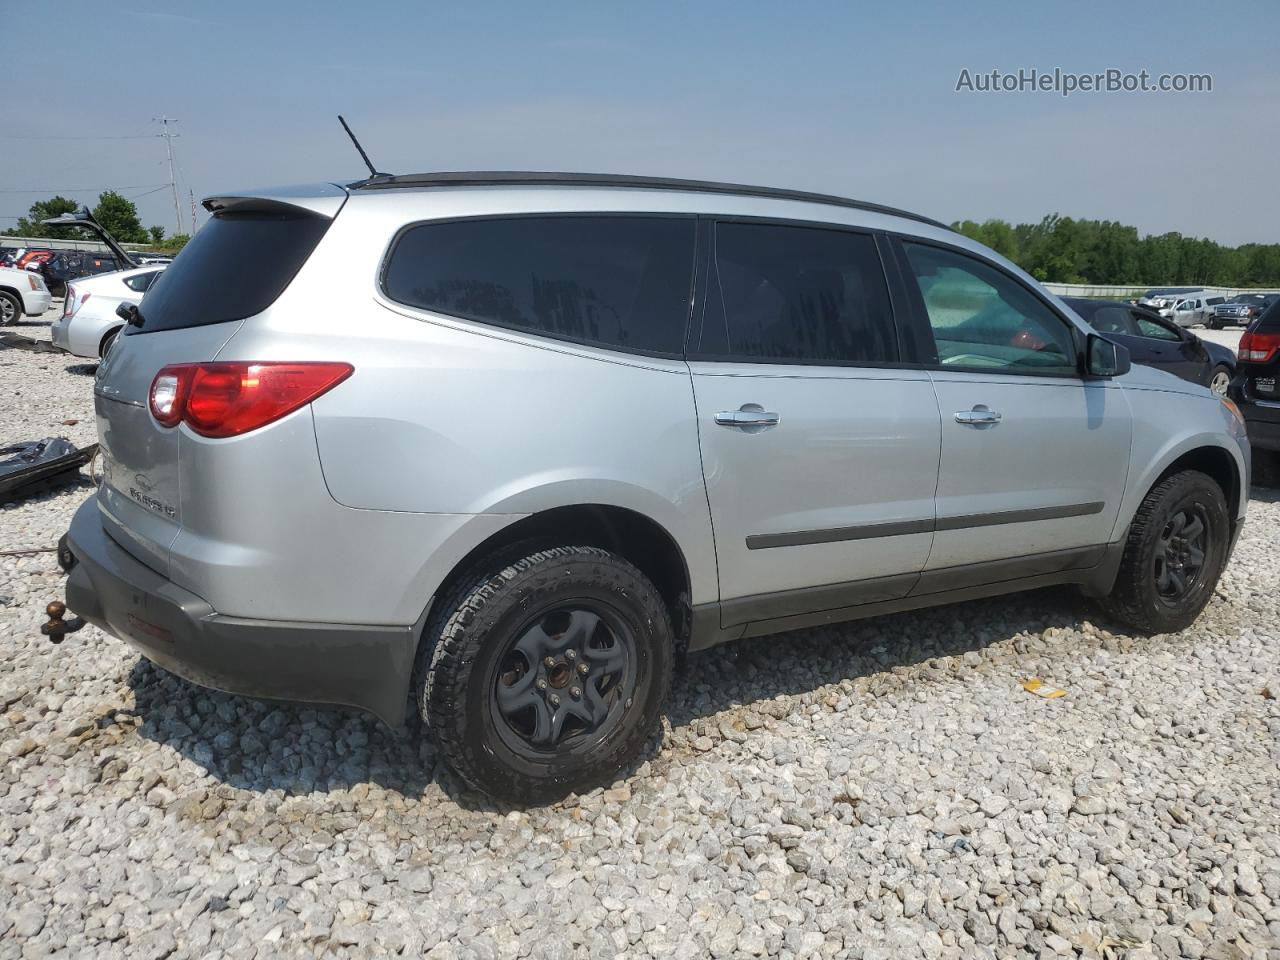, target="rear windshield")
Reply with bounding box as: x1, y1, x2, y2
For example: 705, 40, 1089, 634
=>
134, 208, 330, 333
